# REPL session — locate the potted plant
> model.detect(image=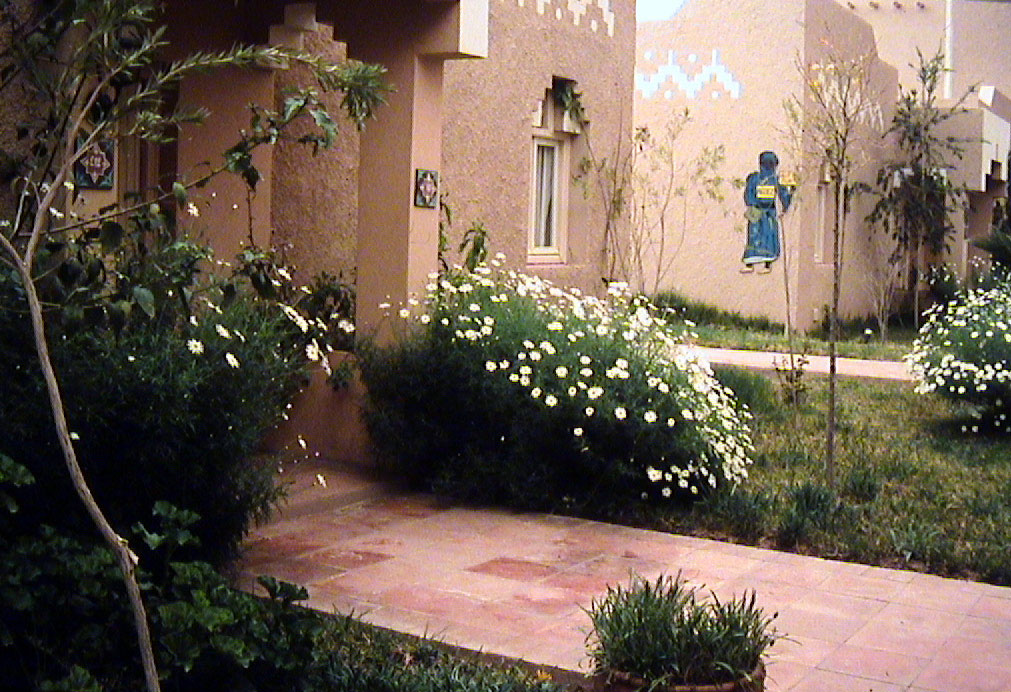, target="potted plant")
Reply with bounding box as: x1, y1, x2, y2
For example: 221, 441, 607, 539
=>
586, 573, 777, 692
